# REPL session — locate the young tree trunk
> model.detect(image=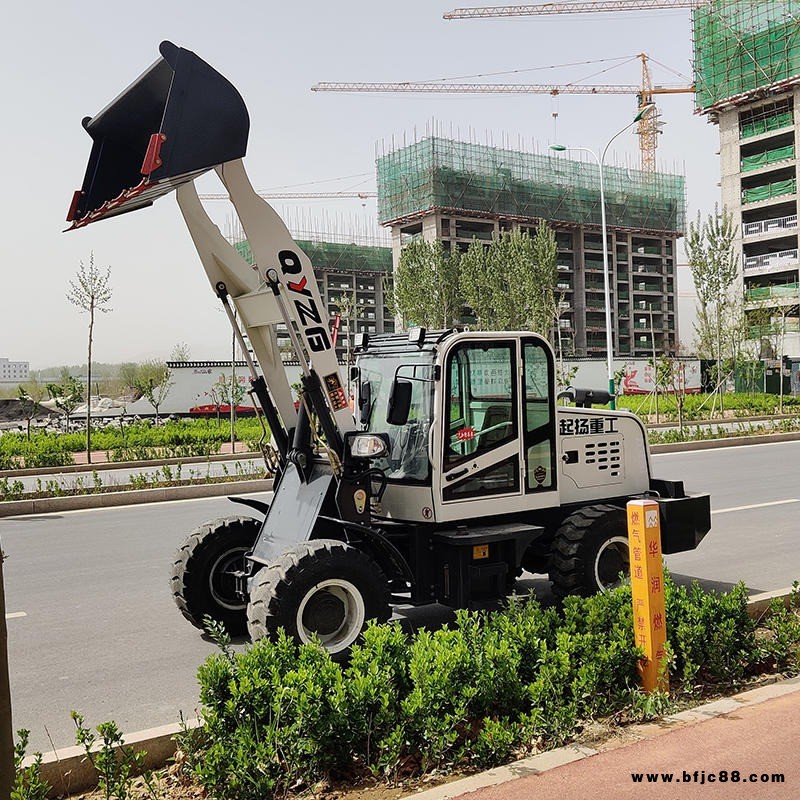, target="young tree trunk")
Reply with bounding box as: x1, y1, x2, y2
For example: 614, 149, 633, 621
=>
716, 310, 724, 415
86, 306, 94, 464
